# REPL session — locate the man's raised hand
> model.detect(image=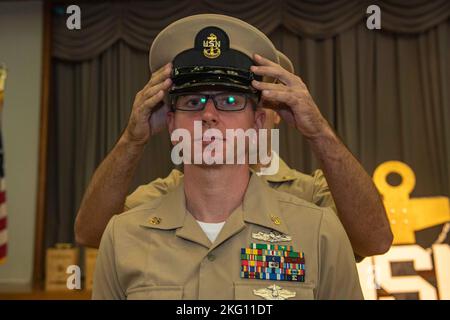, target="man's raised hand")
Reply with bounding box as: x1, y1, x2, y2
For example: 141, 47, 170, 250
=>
124, 62, 173, 145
